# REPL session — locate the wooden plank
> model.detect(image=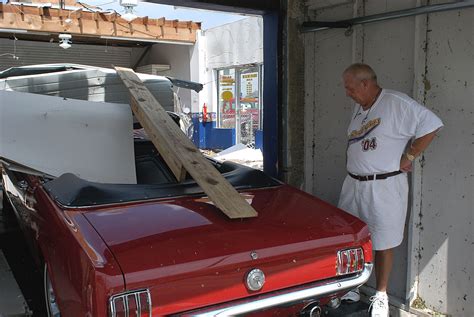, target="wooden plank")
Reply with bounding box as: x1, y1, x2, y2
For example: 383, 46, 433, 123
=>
114, 67, 258, 219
